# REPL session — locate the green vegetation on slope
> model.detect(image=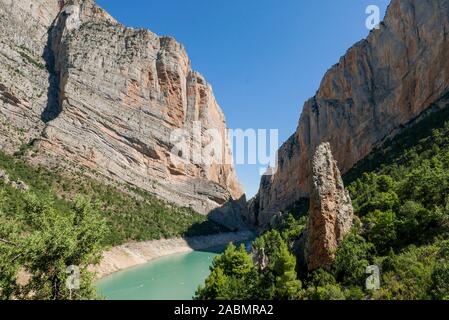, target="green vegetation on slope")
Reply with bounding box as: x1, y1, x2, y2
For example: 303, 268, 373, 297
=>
197, 104, 449, 300
195, 231, 302, 300
0, 152, 228, 247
